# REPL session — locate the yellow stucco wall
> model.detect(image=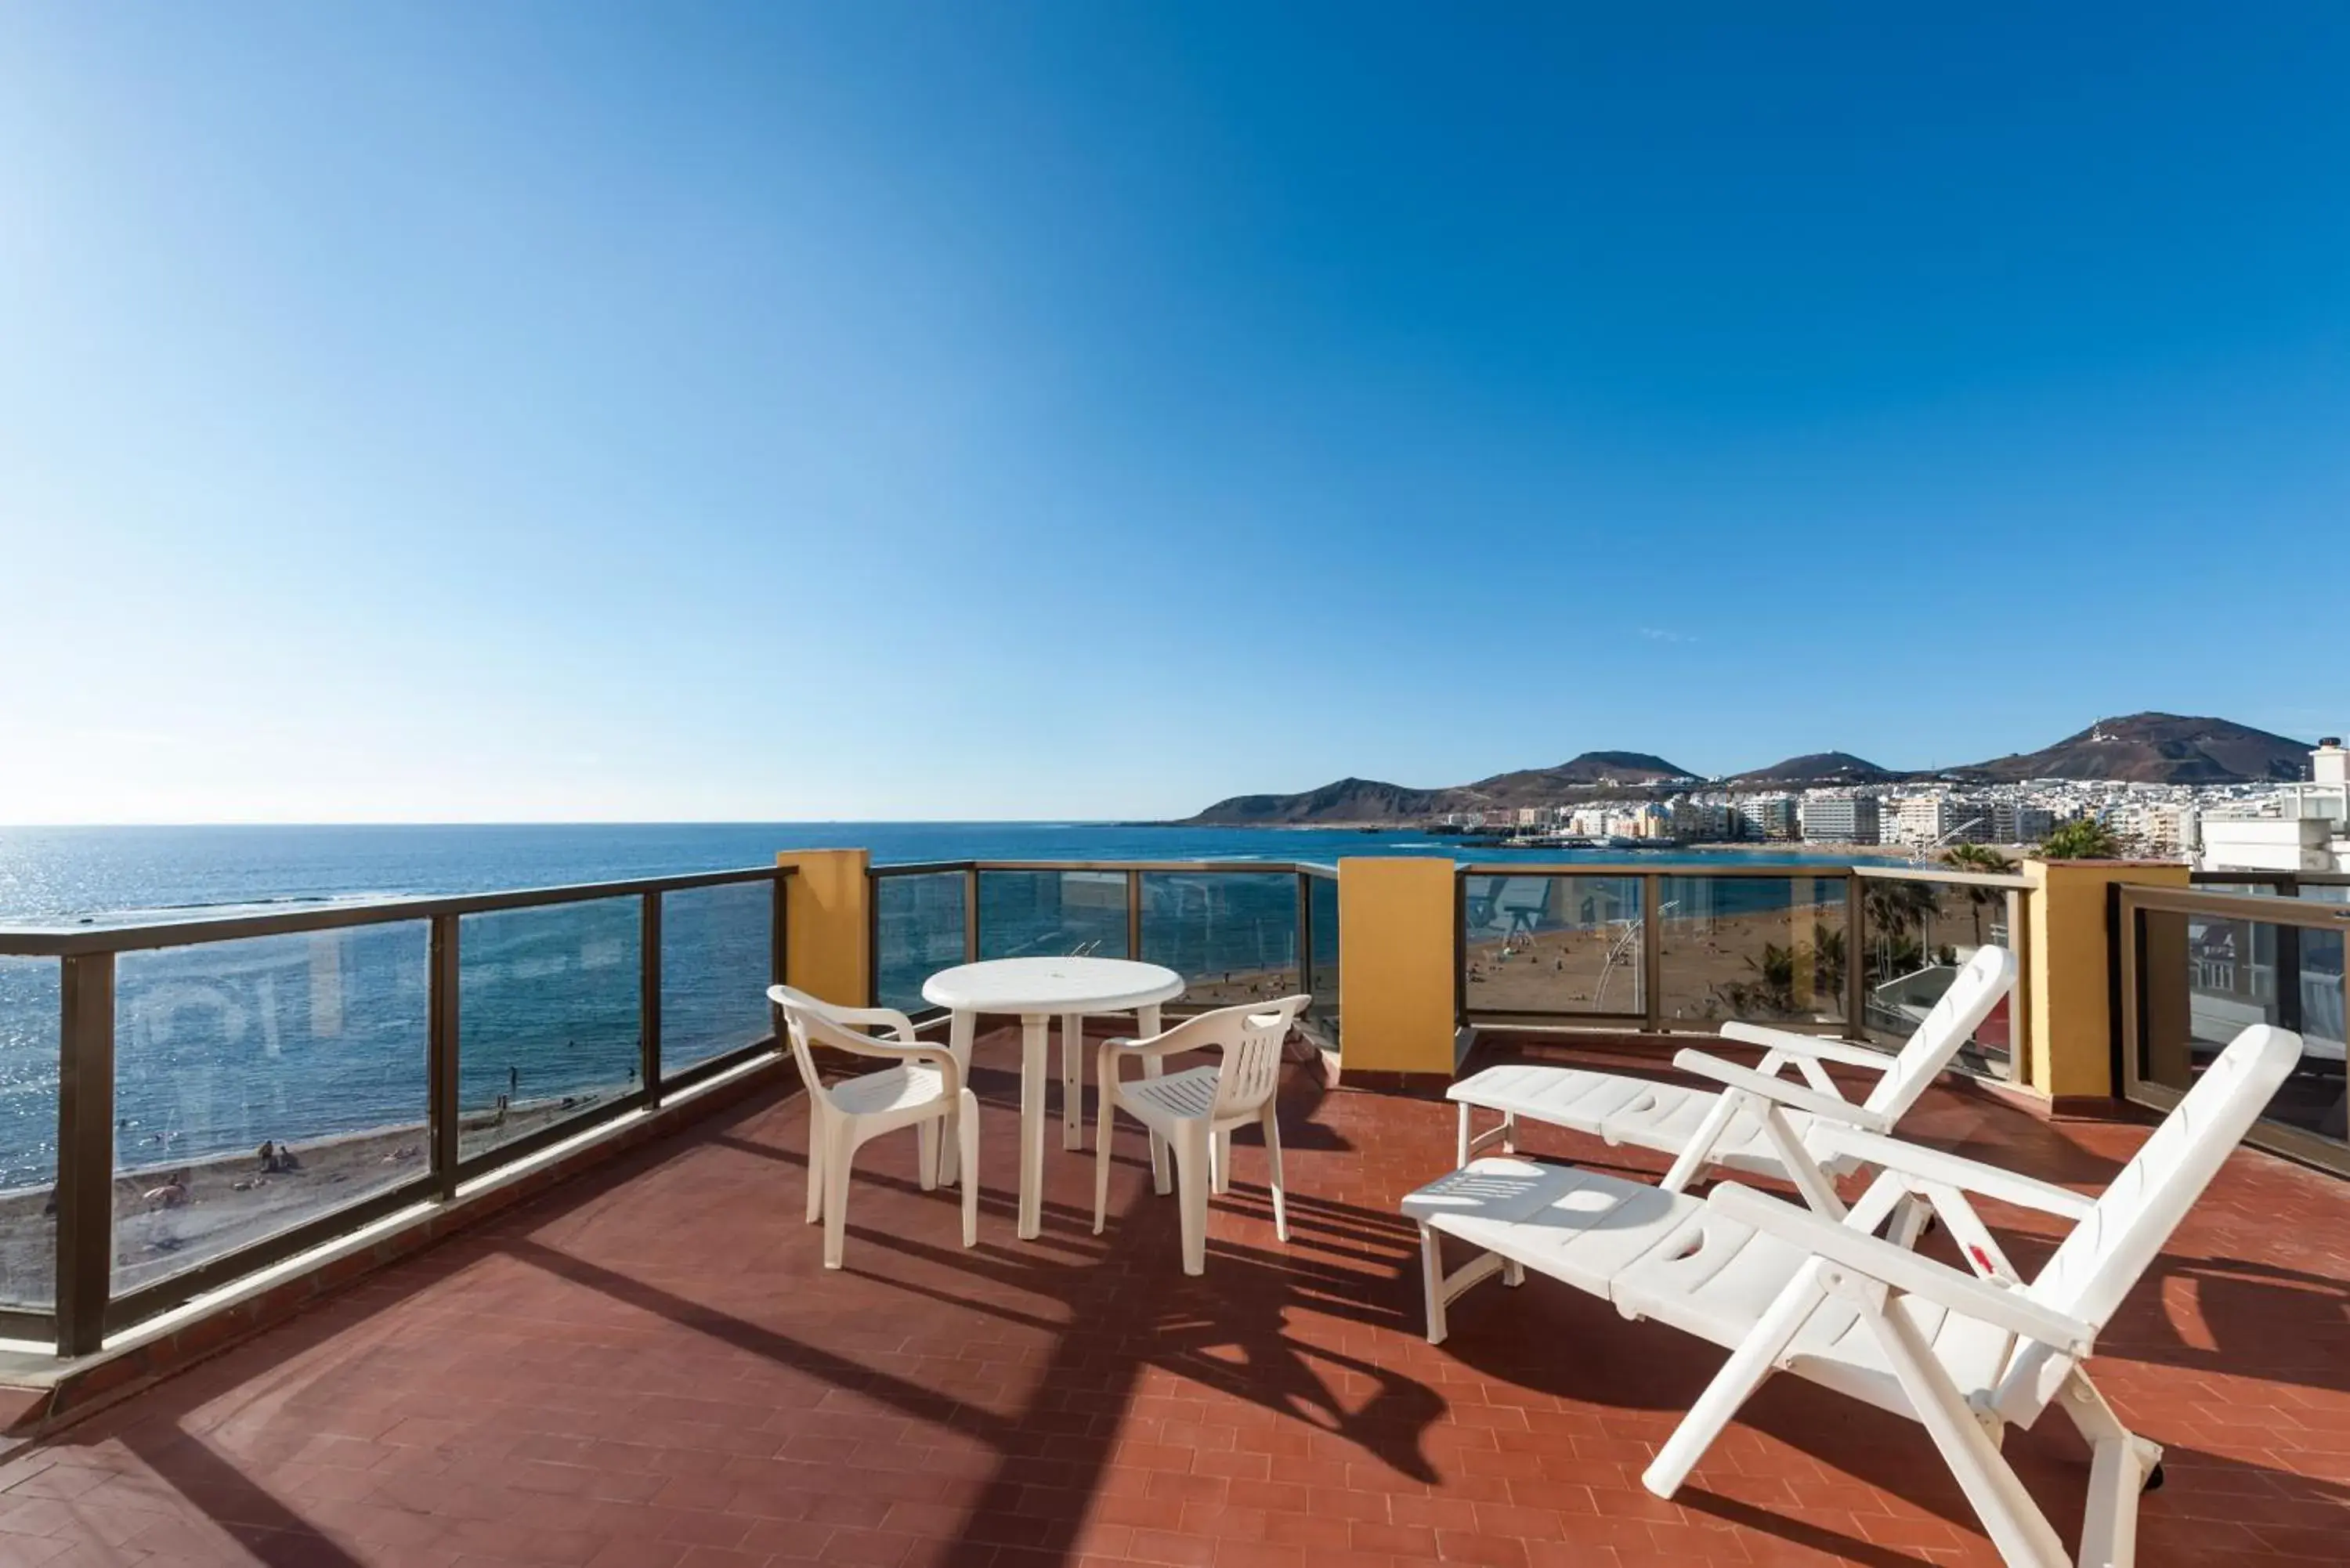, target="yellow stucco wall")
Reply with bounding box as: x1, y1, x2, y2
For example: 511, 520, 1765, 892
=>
776, 848, 871, 1007
1336, 856, 1458, 1075
2023, 857, 2190, 1100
